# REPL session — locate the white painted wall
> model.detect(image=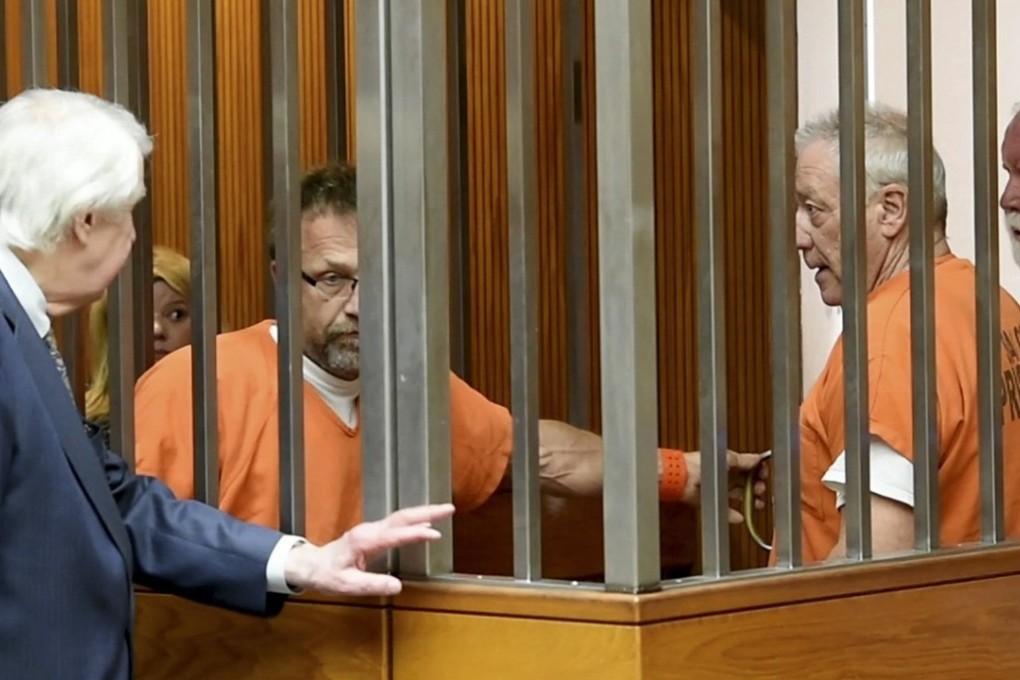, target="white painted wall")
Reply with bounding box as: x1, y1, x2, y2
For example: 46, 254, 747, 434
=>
797, 0, 844, 392
796, 0, 1020, 389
